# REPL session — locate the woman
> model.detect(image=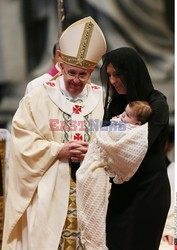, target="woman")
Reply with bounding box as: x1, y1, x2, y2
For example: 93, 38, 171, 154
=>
101, 47, 171, 250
